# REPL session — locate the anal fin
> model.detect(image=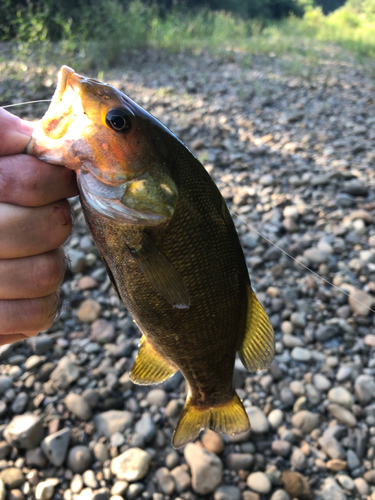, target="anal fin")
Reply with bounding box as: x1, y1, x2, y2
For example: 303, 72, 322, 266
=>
130, 335, 177, 385
172, 392, 250, 449
238, 287, 275, 372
